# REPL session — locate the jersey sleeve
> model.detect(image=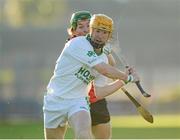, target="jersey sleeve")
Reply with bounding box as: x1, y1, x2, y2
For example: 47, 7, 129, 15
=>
66, 38, 103, 68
